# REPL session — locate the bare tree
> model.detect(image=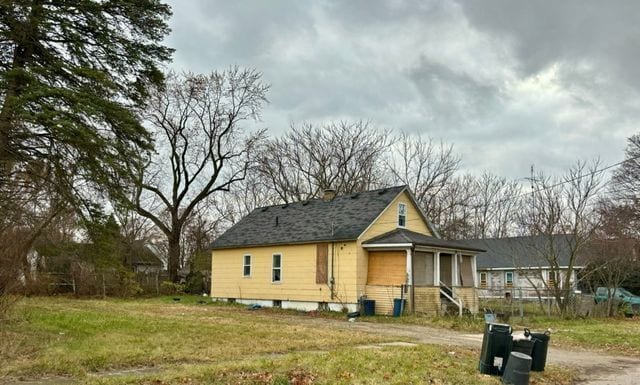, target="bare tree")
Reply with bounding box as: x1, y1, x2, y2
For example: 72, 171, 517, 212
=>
470, 173, 522, 239
258, 121, 389, 202
611, 134, 640, 205
386, 133, 460, 220
119, 69, 268, 282
519, 160, 604, 315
